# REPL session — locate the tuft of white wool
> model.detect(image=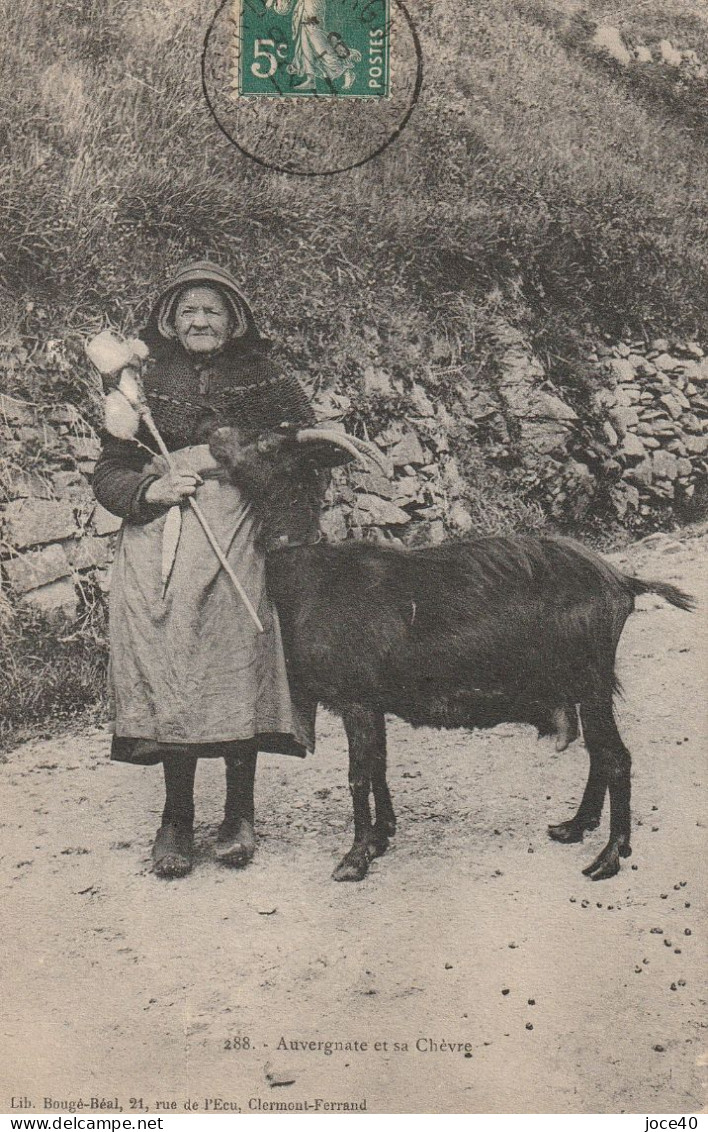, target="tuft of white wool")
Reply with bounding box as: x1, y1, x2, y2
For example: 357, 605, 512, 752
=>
117, 367, 145, 408
105, 389, 141, 439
